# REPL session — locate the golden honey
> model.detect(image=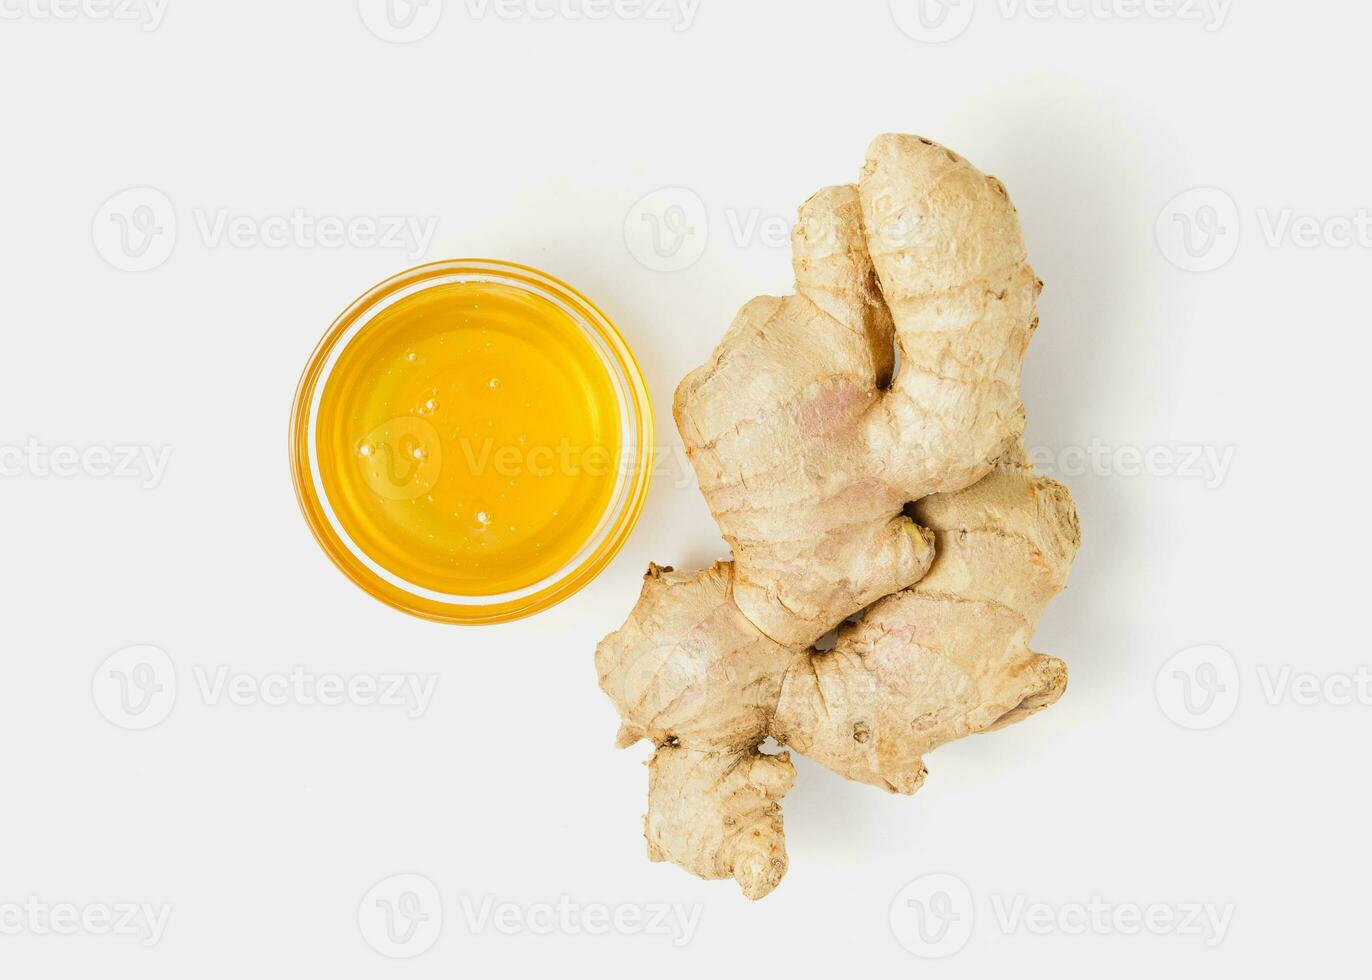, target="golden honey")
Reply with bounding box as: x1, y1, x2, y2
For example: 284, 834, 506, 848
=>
292, 261, 652, 623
